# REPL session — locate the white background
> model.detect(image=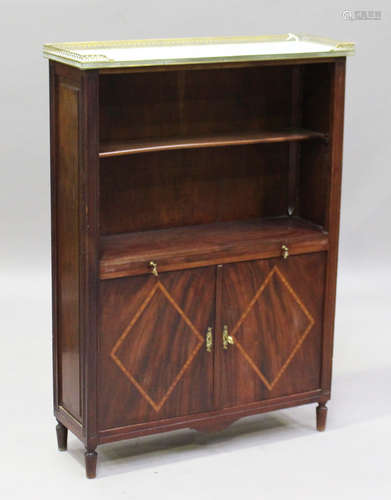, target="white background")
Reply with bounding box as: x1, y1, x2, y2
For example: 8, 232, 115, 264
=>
0, 1, 390, 498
